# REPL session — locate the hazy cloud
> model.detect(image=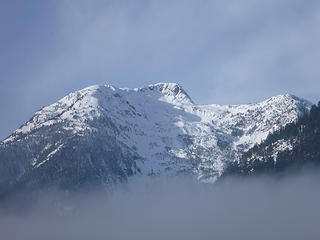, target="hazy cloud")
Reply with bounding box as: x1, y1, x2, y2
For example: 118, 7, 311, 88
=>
1, 170, 320, 240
